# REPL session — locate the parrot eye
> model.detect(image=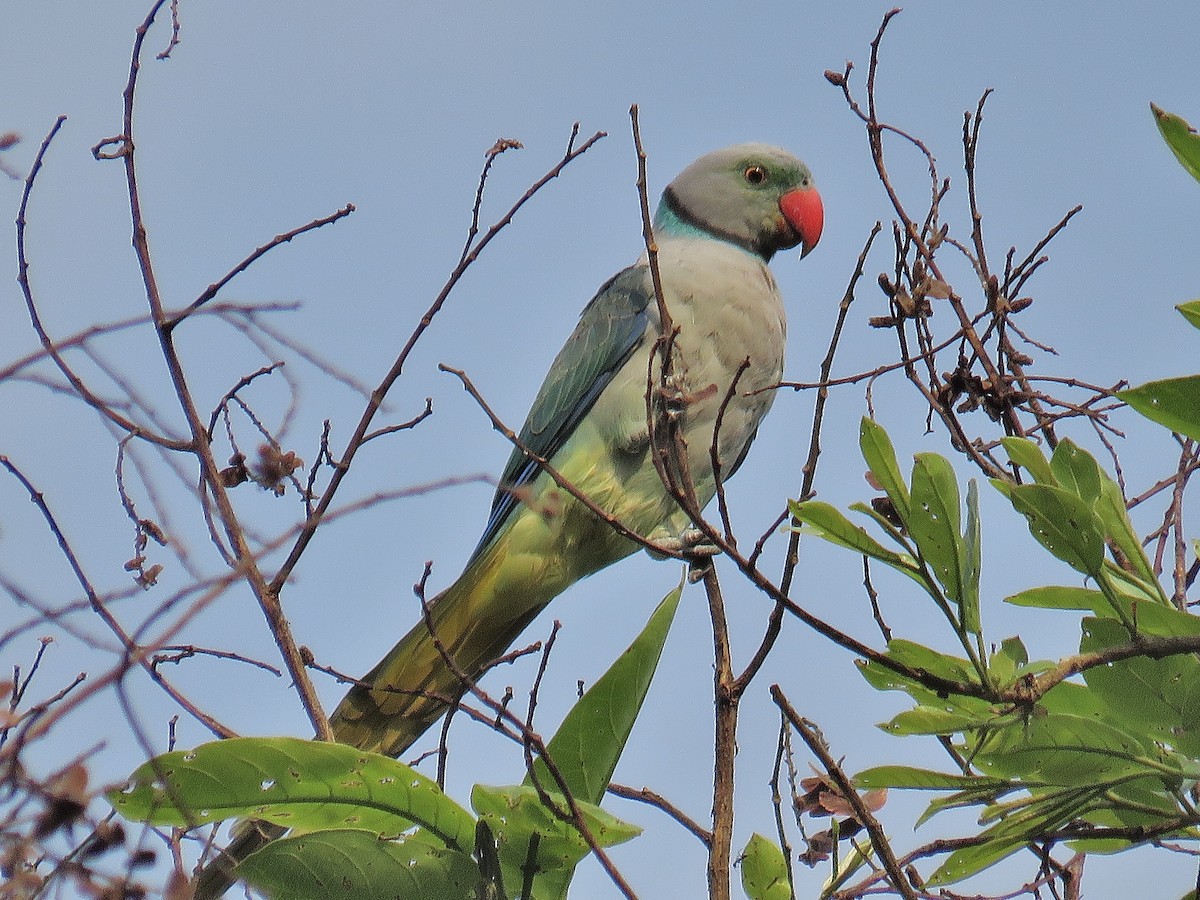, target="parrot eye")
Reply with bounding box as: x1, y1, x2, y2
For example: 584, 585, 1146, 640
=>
743, 165, 768, 185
